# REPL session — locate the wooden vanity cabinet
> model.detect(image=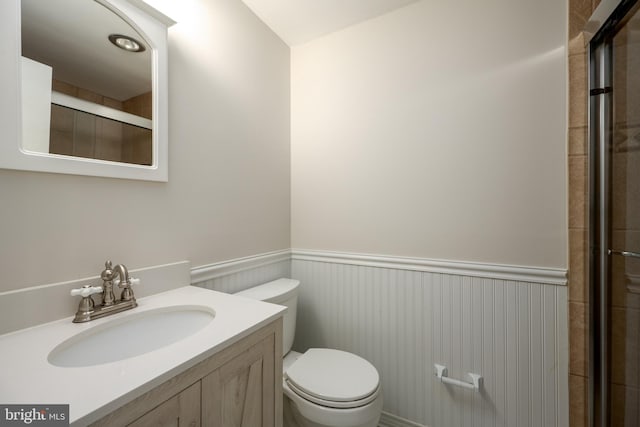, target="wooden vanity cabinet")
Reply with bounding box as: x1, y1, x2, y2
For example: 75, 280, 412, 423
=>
127, 382, 201, 427
90, 318, 283, 427
202, 330, 276, 426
